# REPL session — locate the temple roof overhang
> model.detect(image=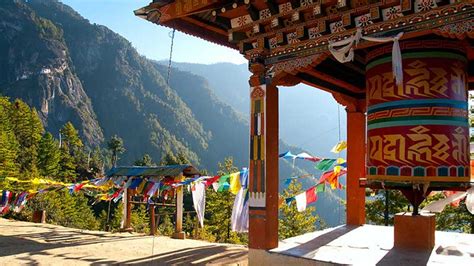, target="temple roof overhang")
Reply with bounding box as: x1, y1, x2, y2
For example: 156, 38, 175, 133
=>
135, 1, 474, 99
